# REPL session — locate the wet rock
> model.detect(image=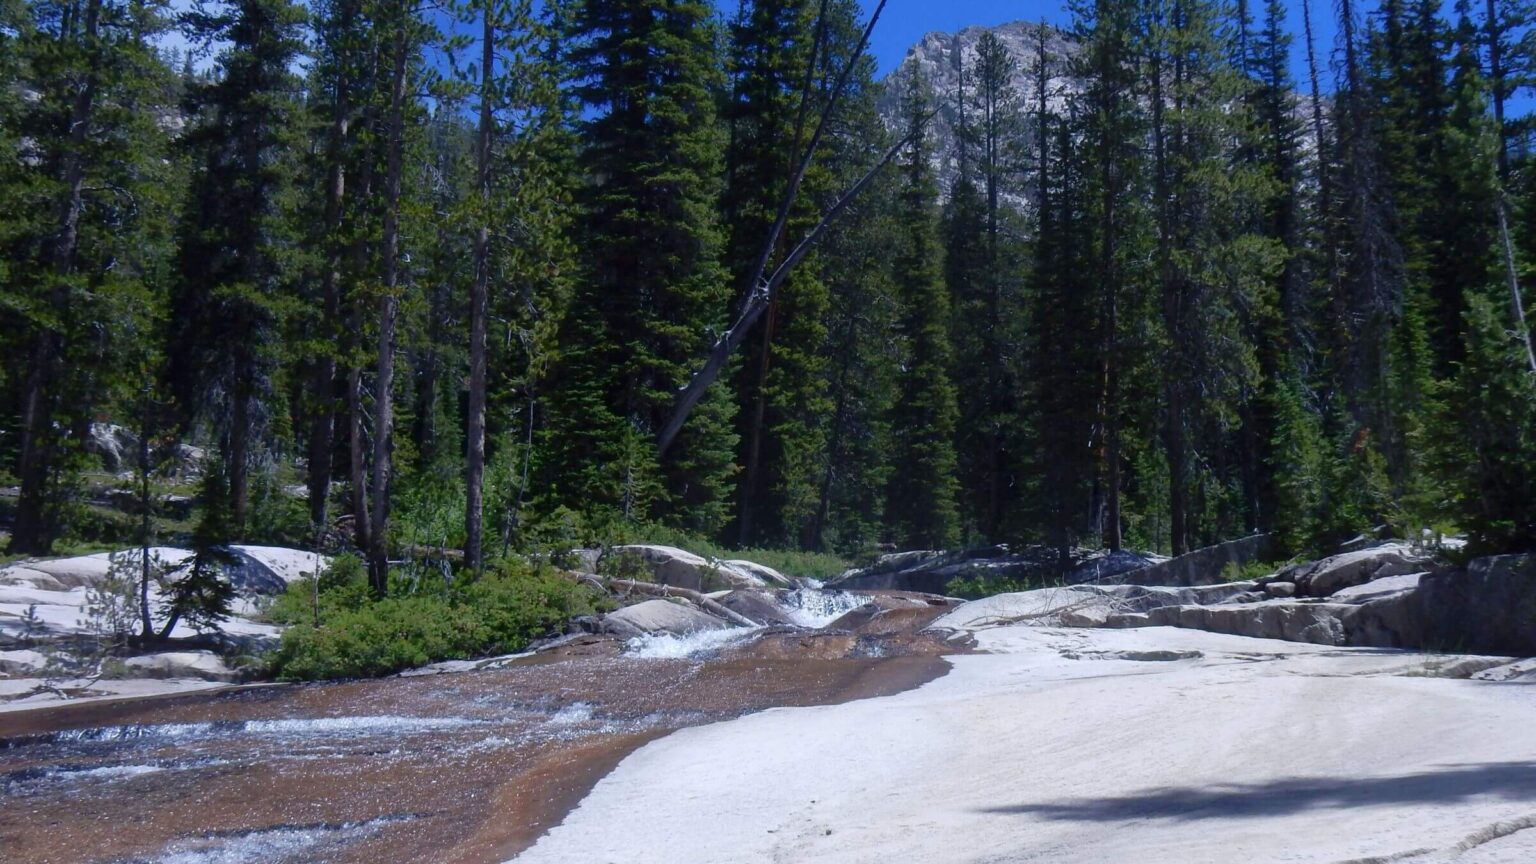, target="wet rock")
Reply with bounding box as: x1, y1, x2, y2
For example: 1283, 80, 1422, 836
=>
715, 591, 802, 626
601, 599, 732, 637
1279, 543, 1436, 598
